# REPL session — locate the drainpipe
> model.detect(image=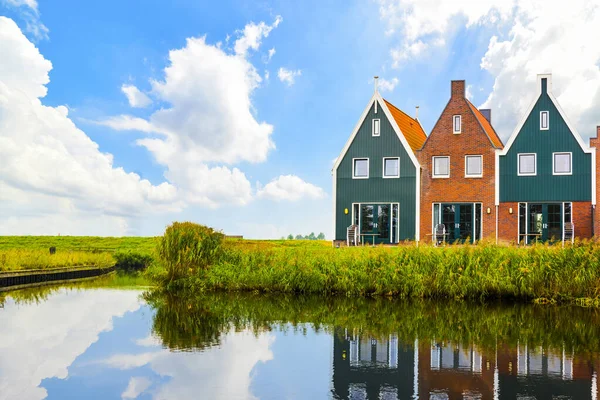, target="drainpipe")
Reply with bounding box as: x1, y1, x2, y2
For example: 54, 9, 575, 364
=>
495, 205, 499, 244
